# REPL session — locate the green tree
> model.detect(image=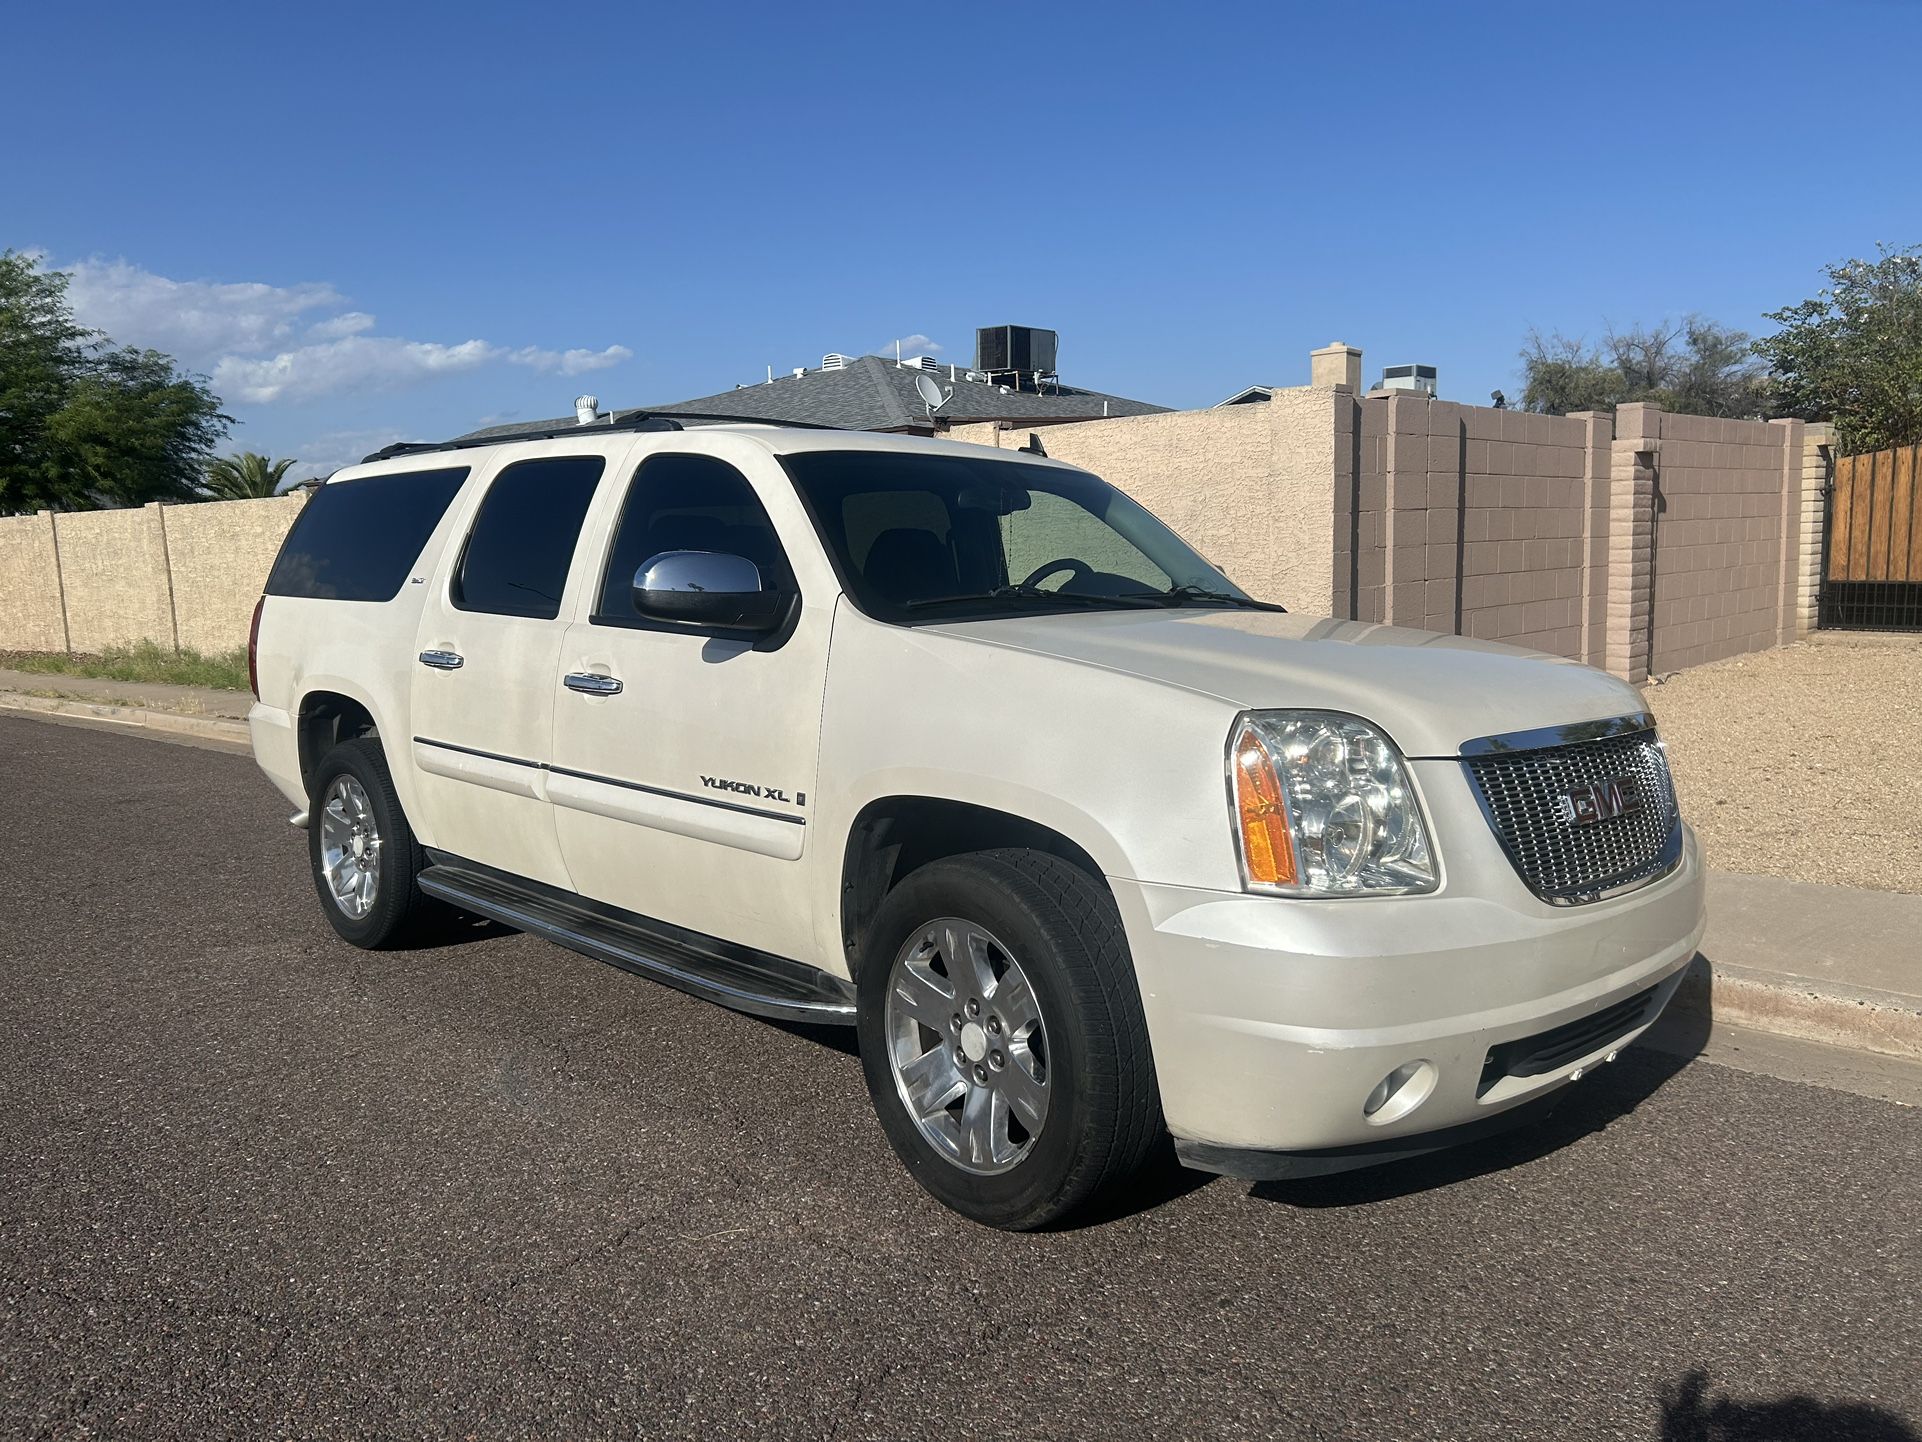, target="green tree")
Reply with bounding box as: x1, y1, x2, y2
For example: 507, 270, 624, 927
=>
1755, 245, 1922, 452
0, 250, 230, 514
202, 451, 298, 500
1520, 317, 1768, 418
